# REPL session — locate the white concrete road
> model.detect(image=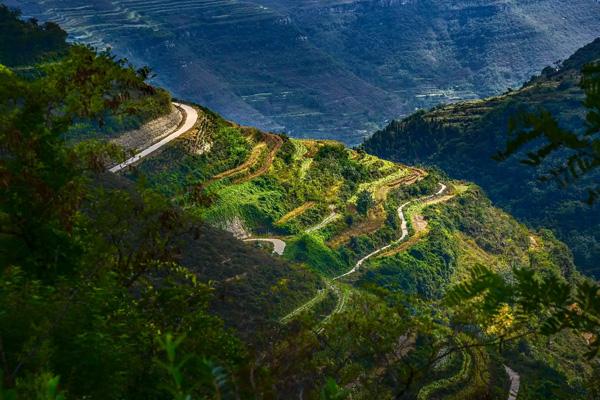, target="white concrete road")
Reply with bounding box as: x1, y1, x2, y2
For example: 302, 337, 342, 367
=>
109, 102, 198, 173
244, 238, 287, 256
504, 365, 521, 400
